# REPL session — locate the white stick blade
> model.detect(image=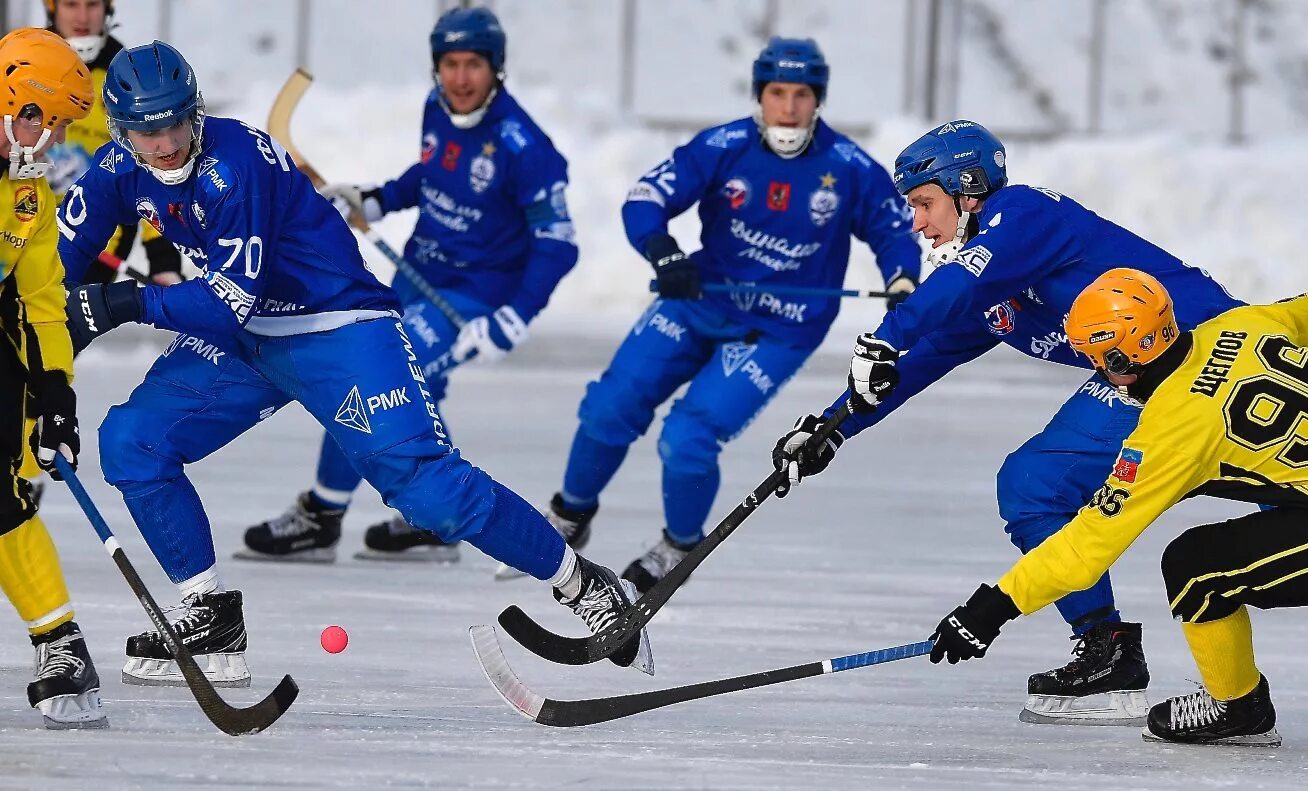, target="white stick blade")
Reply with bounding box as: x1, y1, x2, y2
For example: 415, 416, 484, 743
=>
468, 625, 545, 721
